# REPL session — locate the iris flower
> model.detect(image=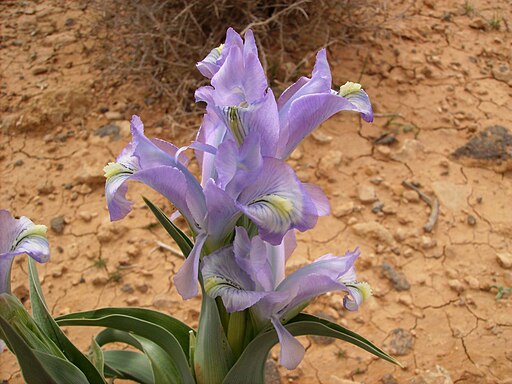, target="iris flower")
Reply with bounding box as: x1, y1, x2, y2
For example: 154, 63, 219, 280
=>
202, 227, 371, 369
